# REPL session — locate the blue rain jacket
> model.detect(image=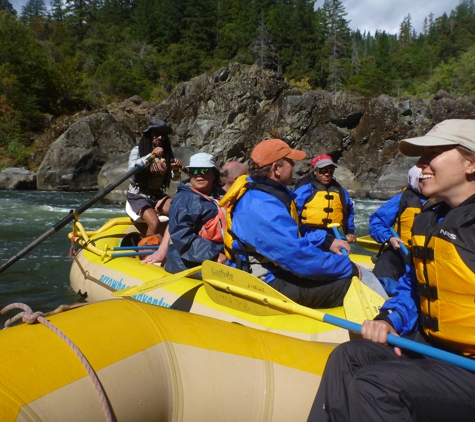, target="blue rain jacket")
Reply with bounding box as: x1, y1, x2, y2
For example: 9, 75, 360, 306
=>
230, 177, 355, 284
165, 182, 225, 273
